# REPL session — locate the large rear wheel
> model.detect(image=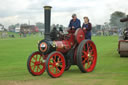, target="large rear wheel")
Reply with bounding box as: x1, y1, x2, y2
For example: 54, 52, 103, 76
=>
46, 51, 65, 78
77, 40, 97, 73
27, 51, 46, 76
